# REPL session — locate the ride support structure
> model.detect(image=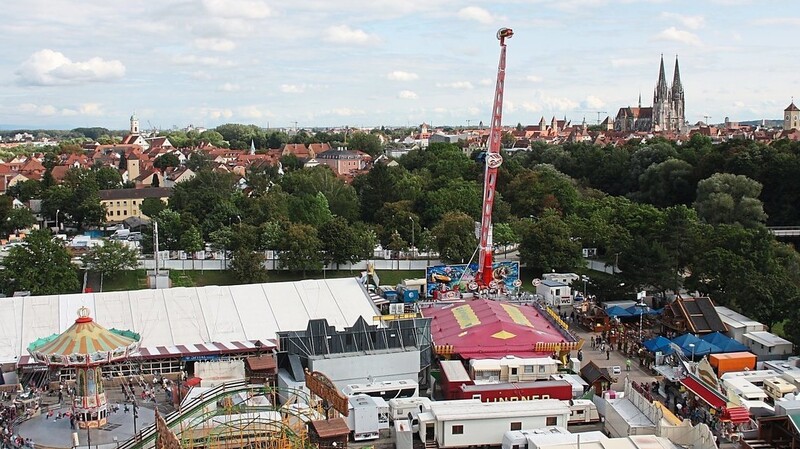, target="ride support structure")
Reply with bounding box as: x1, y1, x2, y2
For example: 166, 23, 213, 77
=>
477, 28, 513, 289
